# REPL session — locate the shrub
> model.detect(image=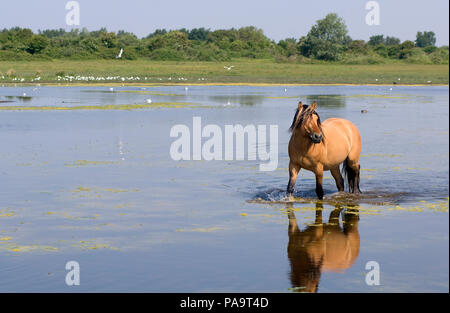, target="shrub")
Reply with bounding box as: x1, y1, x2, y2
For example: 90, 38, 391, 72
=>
26, 35, 49, 54
423, 46, 437, 54
406, 48, 432, 64
430, 48, 449, 64
150, 48, 185, 61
